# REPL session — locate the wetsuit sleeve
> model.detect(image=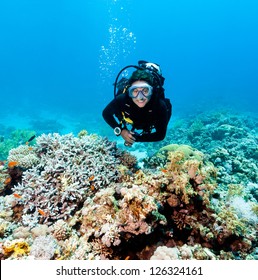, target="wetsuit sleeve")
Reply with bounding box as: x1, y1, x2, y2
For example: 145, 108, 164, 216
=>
135, 100, 168, 142
102, 98, 122, 129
